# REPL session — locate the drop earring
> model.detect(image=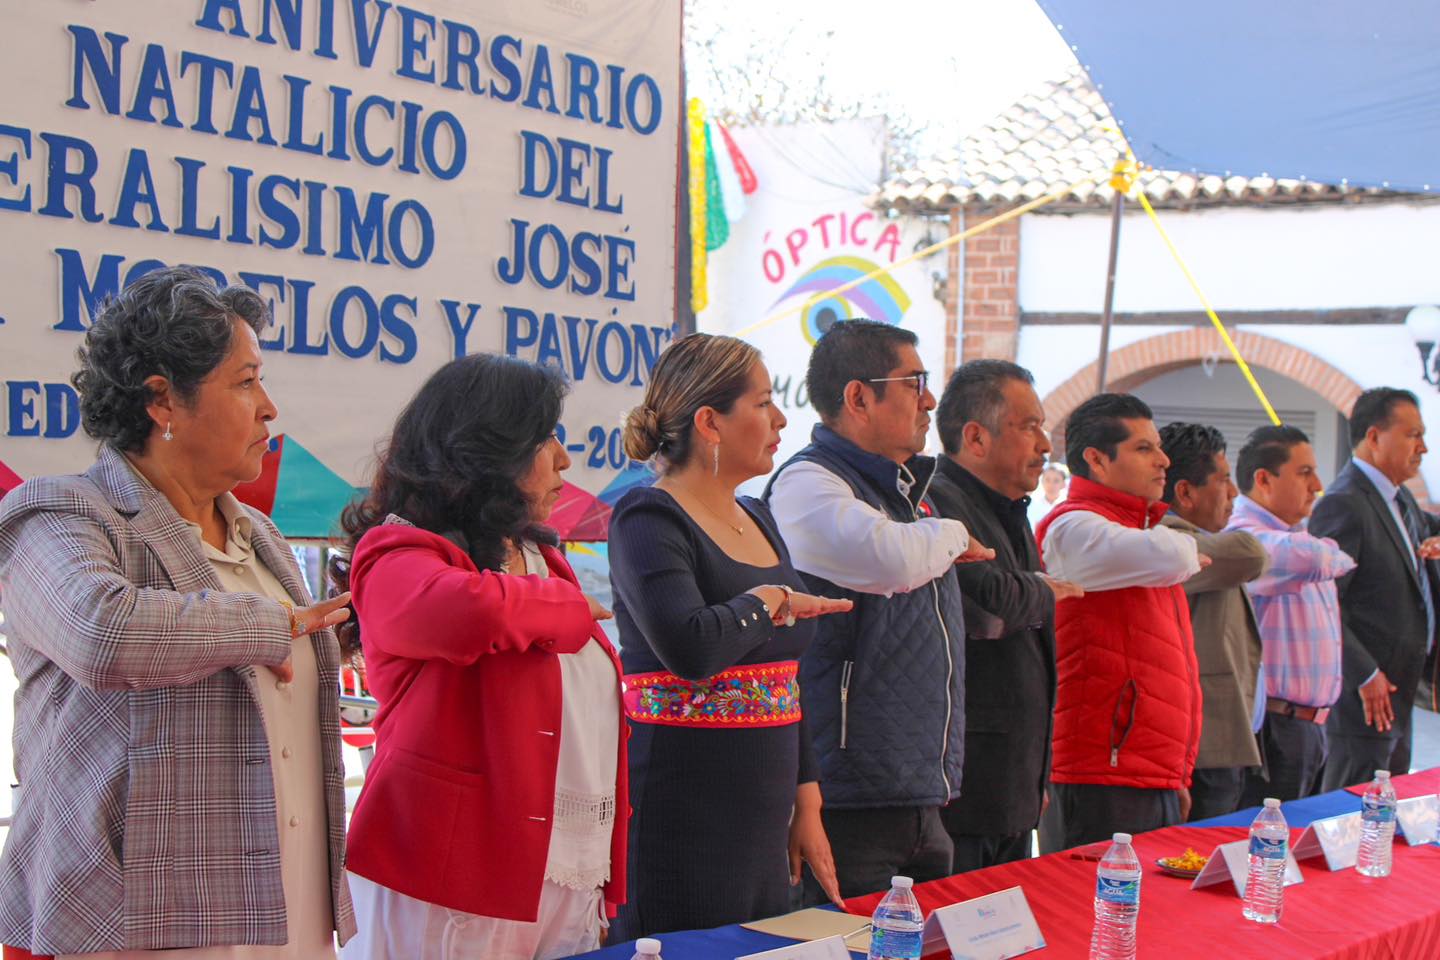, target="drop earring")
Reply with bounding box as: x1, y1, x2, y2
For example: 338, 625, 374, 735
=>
162, 422, 173, 441
712, 442, 720, 478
